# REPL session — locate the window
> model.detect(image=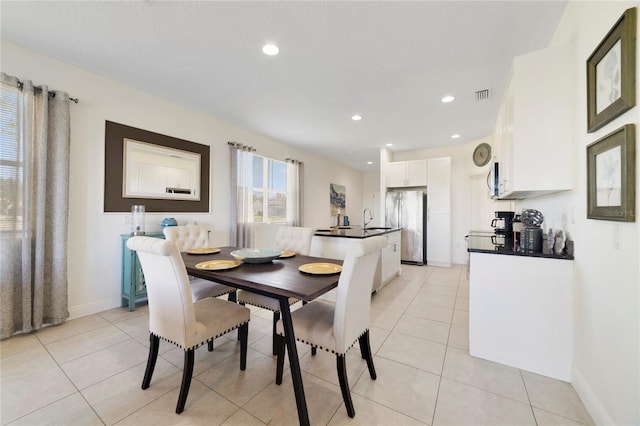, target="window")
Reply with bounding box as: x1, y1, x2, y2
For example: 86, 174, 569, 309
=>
251, 154, 287, 223
0, 85, 21, 232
